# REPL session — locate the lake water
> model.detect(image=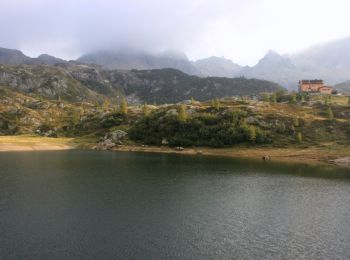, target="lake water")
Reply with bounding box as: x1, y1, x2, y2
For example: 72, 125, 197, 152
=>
0, 151, 350, 259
